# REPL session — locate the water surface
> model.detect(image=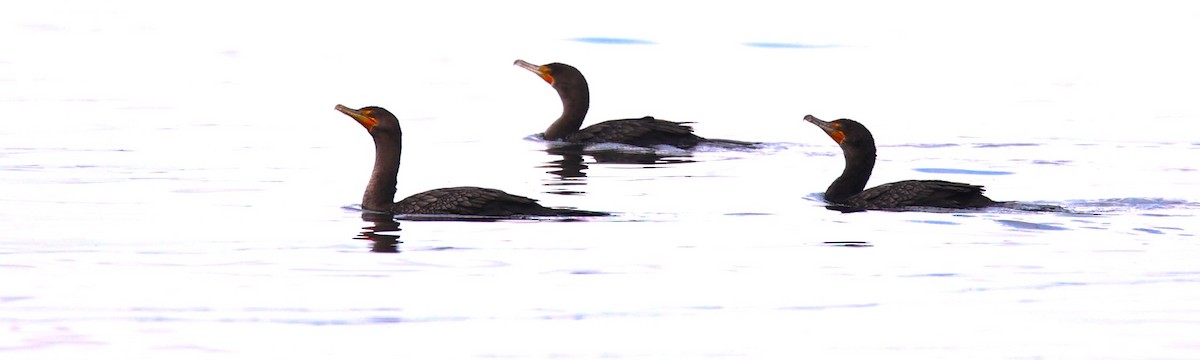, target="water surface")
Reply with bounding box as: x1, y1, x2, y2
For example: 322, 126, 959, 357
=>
3, 1, 1200, 358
